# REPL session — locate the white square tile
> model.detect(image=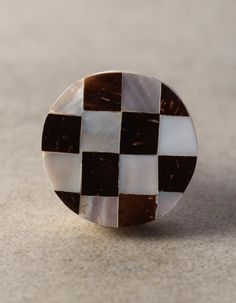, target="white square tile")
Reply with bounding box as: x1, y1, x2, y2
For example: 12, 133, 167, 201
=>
122, 73, 161, 113
79, 196, 118, 227
157, 191, 183, 216
50, 80, 84, 116
119, 155, 158, 195
80, 111, 121, 153
158, 116, 198, 156
43, 152, 81, 192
